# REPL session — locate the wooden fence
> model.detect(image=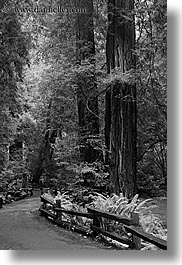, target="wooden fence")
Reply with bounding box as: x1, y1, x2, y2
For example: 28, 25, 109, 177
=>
39, 195, 167, 250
